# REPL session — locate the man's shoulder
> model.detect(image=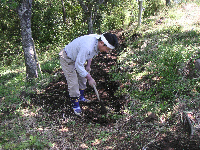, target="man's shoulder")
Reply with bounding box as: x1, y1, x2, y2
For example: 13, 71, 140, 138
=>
81, 34, 99, 40
80, 34, 98, 46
